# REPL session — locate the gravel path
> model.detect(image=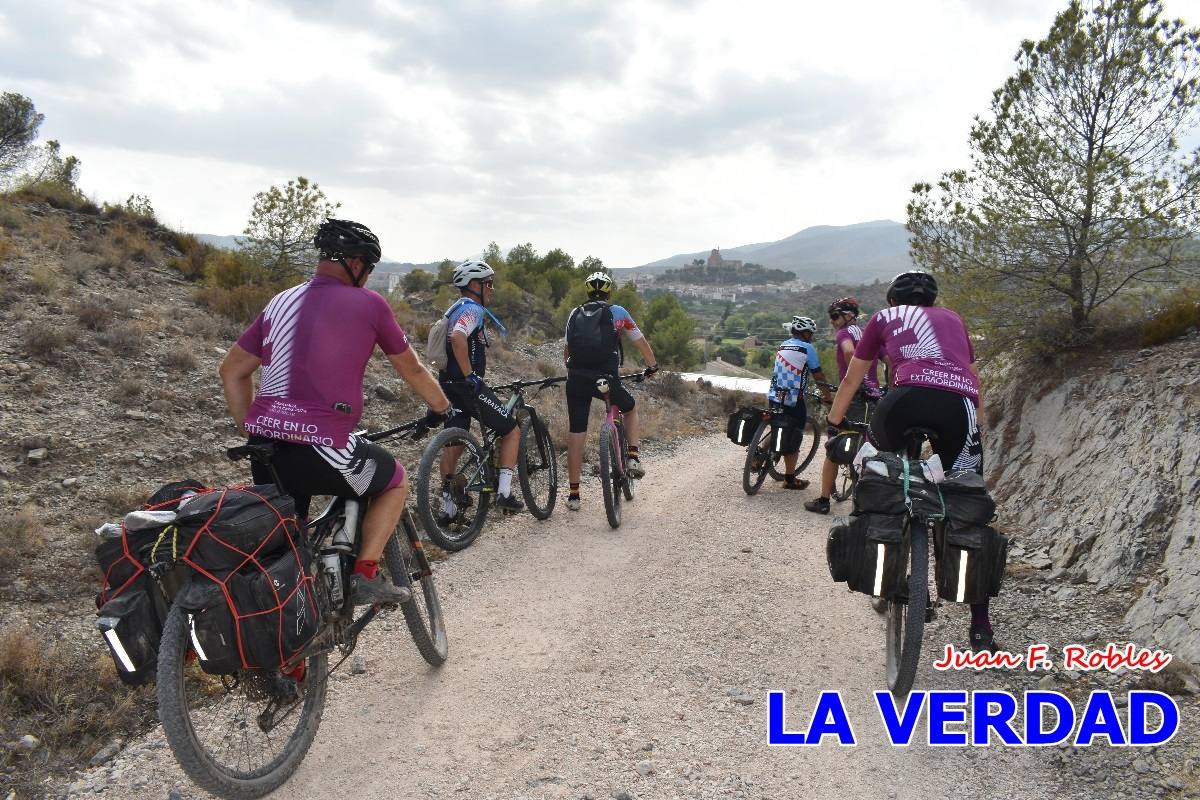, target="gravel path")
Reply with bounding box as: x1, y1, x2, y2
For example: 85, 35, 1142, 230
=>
66, 435, 1189, 799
